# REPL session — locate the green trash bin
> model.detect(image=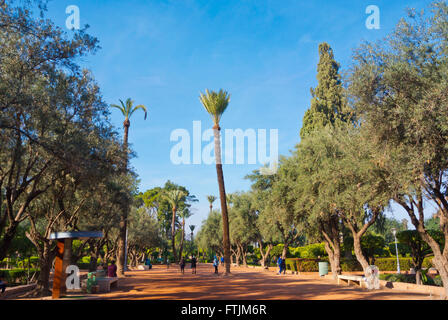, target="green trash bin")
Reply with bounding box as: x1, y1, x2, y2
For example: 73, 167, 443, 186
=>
318, 262, 328, 277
